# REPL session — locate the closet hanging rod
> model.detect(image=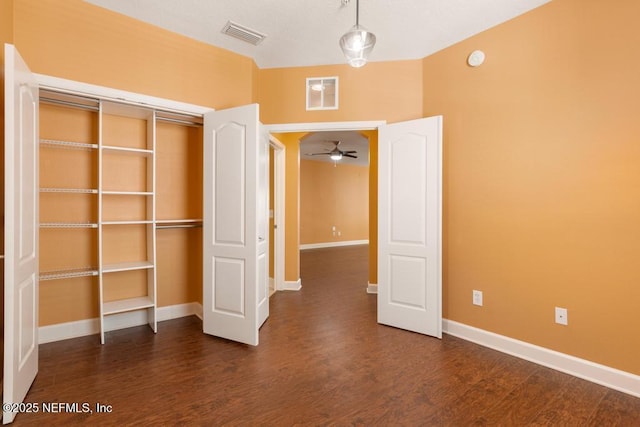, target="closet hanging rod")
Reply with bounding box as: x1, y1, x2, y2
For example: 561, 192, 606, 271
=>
156, 116, 203, 127
41, 89, 204, 123
156, 224, 203, 230
40, 96, 100, 112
